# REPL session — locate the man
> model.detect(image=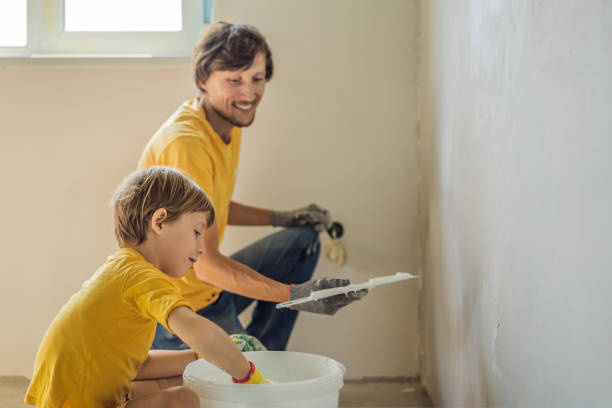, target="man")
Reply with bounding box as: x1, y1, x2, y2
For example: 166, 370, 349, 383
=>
138, 22, 365, 351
